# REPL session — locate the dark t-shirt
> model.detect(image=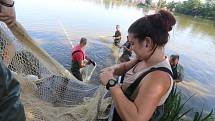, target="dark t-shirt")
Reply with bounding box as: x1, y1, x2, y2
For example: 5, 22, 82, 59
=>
171, 64, 183, 81
114, 30, 121, 41
171, 65, 178, 80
